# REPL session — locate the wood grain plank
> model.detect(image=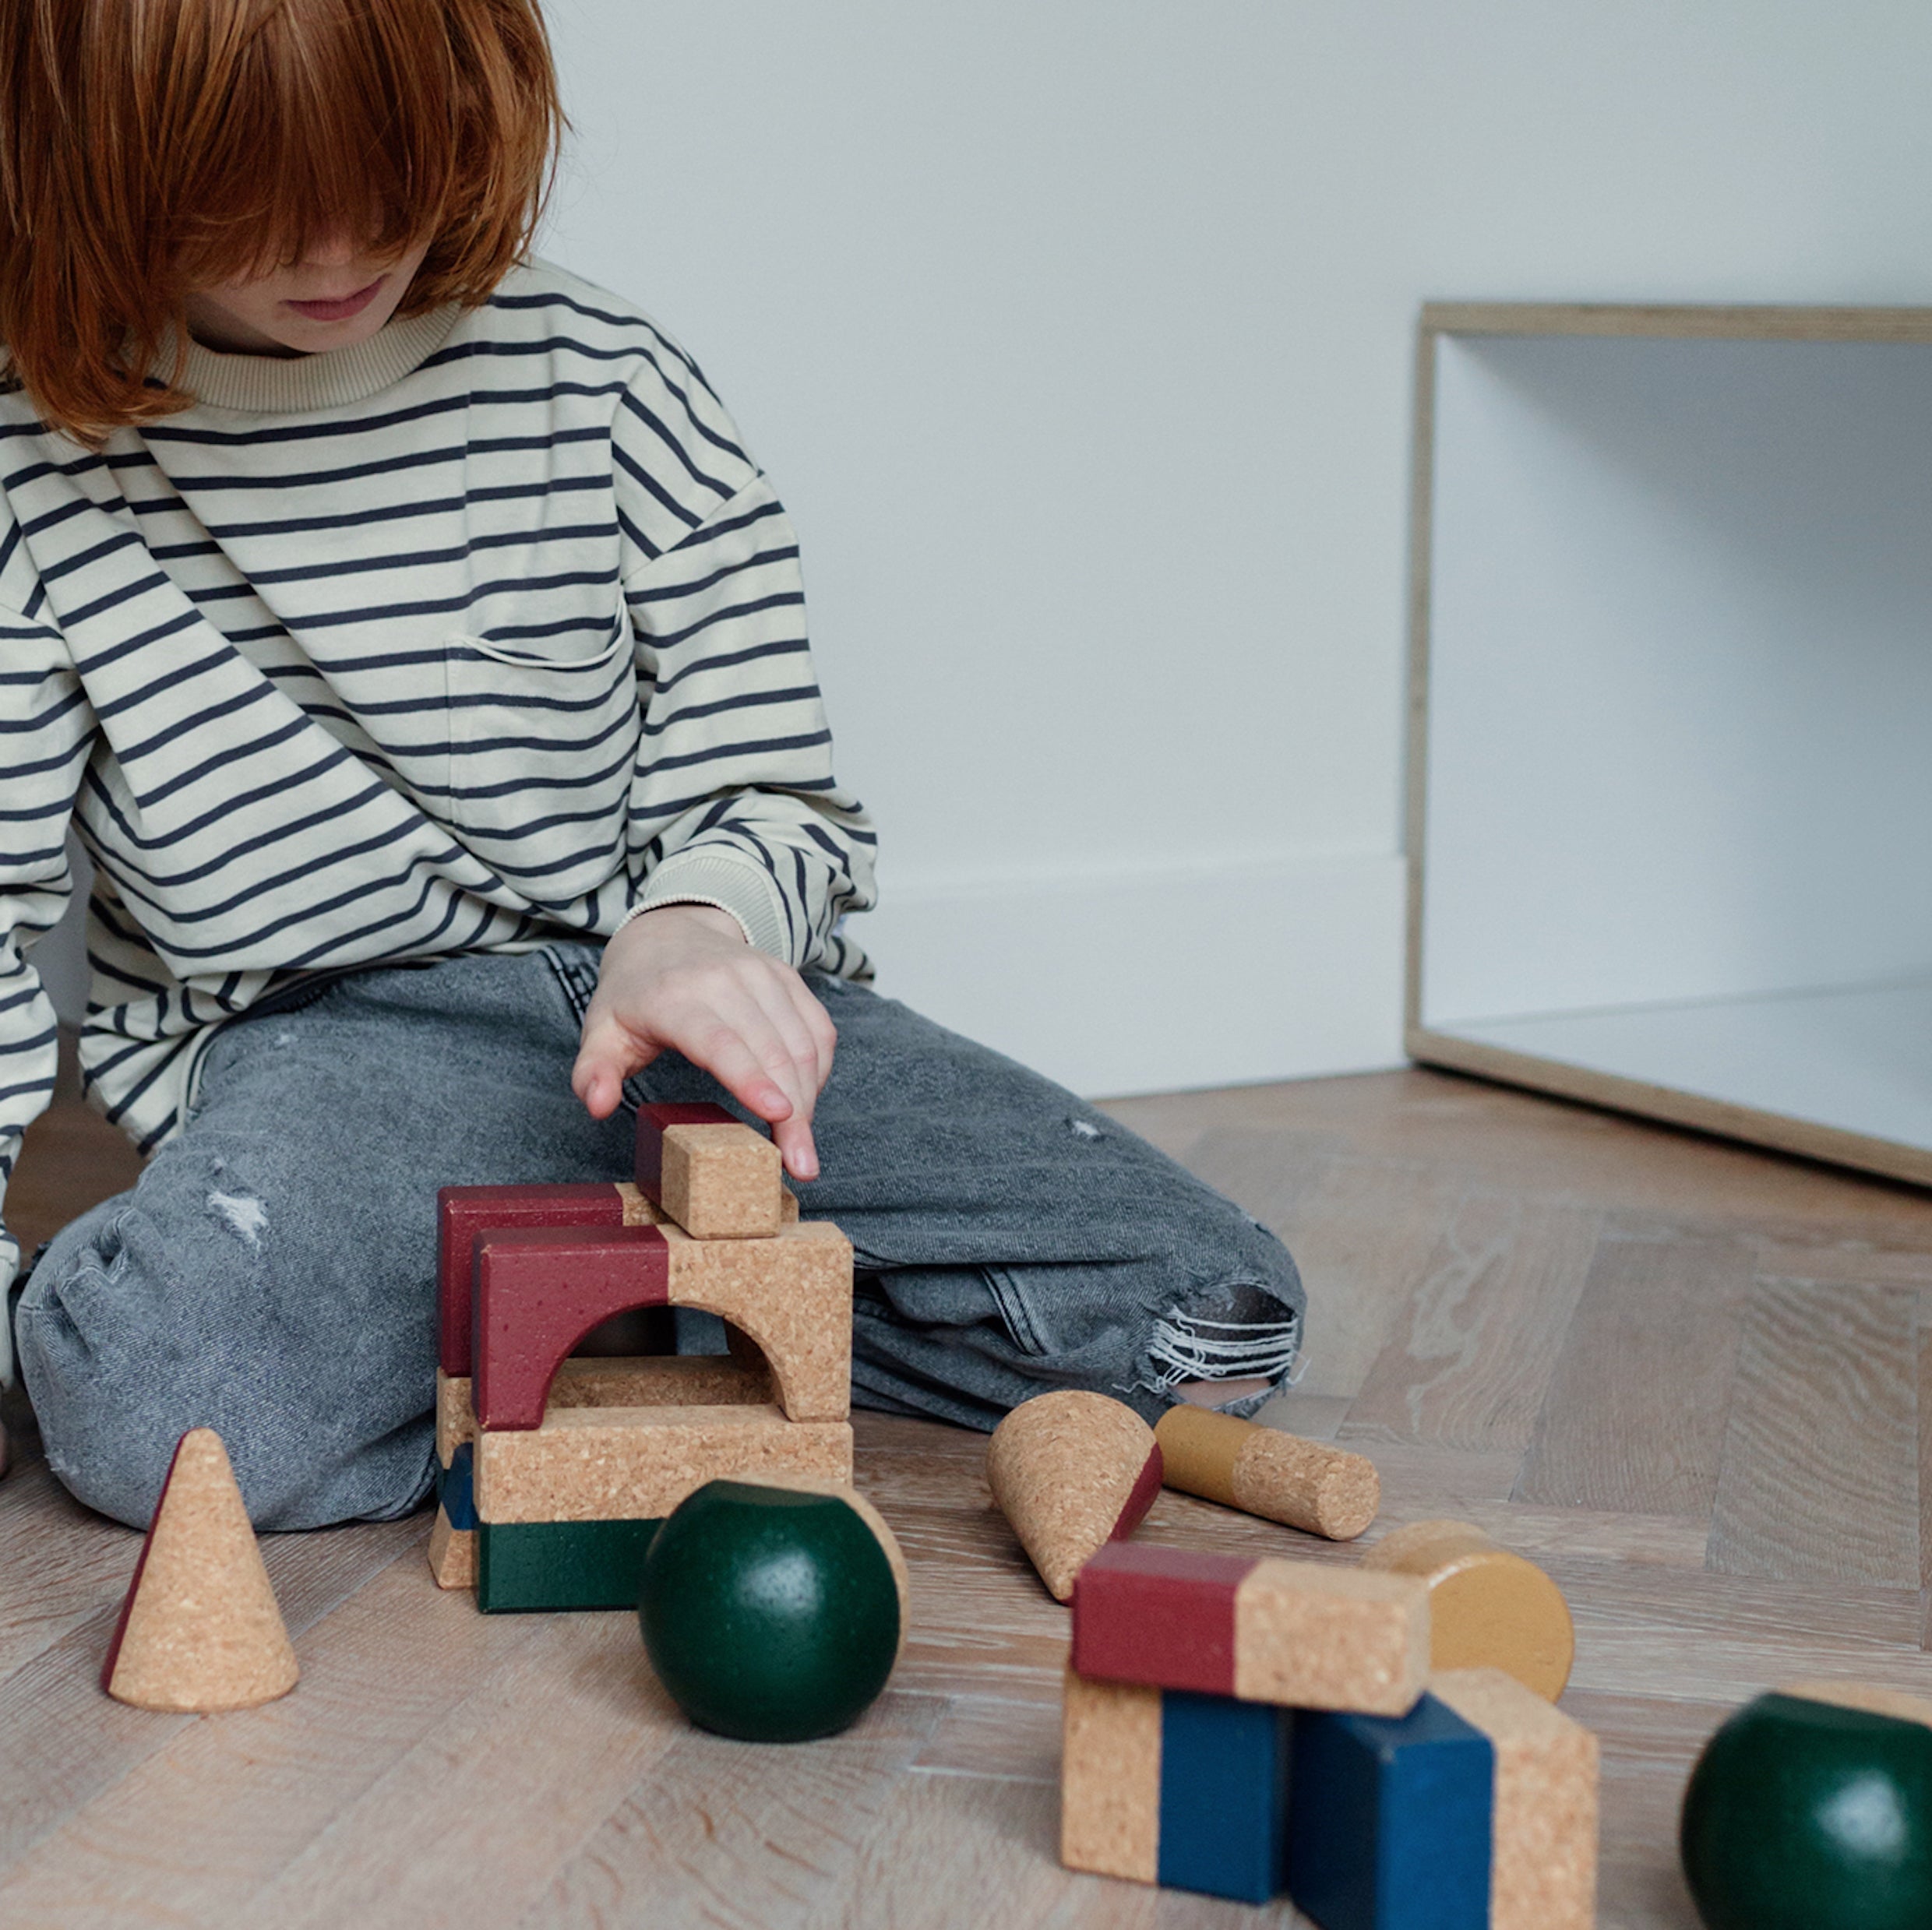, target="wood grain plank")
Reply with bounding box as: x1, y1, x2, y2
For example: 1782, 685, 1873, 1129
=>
1345, 1195, 1601, 1451
0, 1556, 541, 1928
0, 1519, 420, 1879
524, 1690, 947, 1930
910, 1694, 1059, 1784
1706, 1280, 1919, 1586
1516, 1227, 1753, 1518
0, 1465, 138, 1688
